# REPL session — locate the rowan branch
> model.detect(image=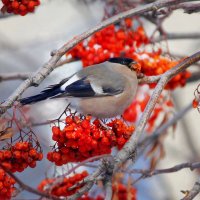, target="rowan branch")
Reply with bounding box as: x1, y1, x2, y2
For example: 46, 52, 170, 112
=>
67, 162, 107, 200
155, 32, 200, 42
181, 177, 200, 200
128, 161, 200, 178
46, 154, 111, 193
0, 58, 75, 82
115, 50, 200, 167
139, 101, 192, 153
173, 2, 200, 14
105, 179, 113, 200
0, 73, 30, 82
0, 0, 196, 116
